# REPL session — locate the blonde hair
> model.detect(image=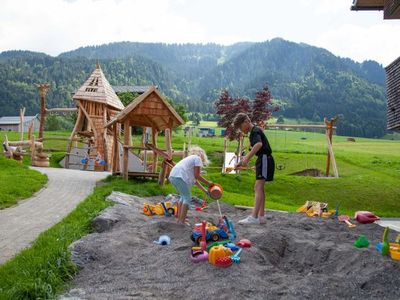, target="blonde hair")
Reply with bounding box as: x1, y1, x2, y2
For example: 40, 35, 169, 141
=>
188, 145, 210, 166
